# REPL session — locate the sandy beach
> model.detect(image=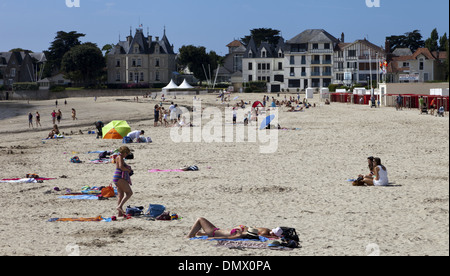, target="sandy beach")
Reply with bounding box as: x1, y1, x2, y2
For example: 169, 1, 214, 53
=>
0, 93, 448, 256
